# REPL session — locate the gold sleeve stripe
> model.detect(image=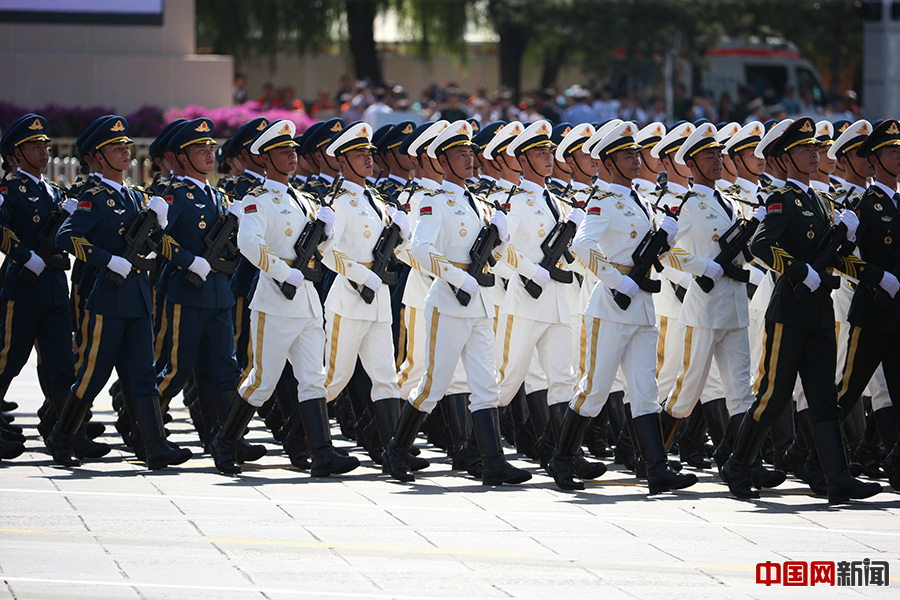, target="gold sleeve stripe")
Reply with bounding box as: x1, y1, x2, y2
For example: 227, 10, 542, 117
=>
331, 250, 351, 276
506, 245, 518, 268
587, 248, 608, 276
429, 252, 451, 277
257, 244, 277, 271
70, 236, 91, 262
840, 255, 864, 279
766, 247, 793, 274
159, 235, 177, 260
